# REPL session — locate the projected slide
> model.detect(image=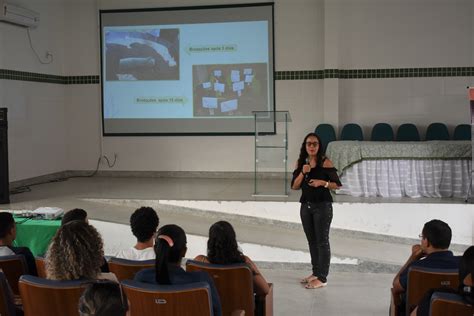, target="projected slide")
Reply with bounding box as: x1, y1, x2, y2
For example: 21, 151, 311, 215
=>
105, 29, 179, 81
101, 3, 274, 135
